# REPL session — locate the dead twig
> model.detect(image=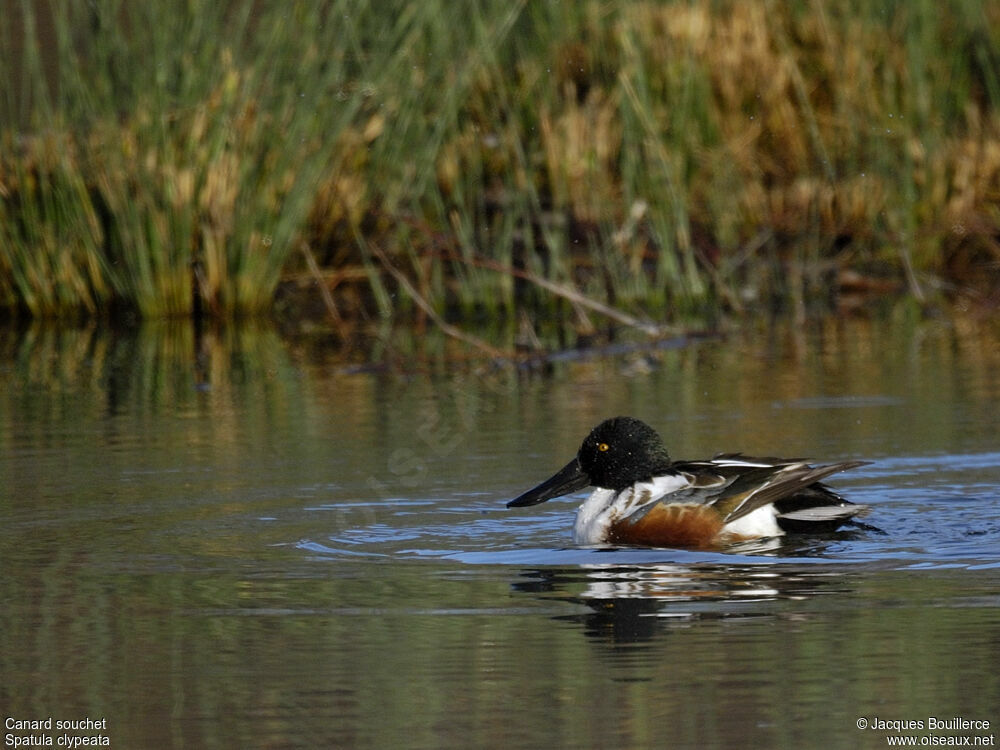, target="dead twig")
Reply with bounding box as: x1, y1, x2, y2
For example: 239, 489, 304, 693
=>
365, 241, 512, 360
436, 250, 666, 336
300, 241, 343, 325
395, 213, 667, 335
